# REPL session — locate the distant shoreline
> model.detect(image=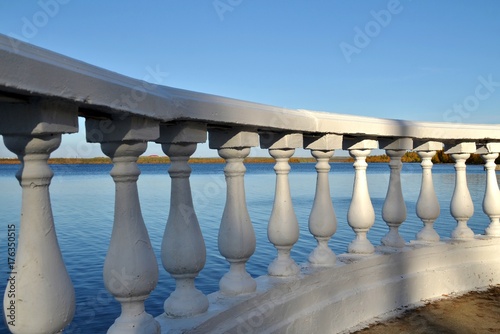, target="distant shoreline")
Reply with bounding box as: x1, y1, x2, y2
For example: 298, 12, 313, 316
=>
0, 156, 354, 165
0, 153, 495, 165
